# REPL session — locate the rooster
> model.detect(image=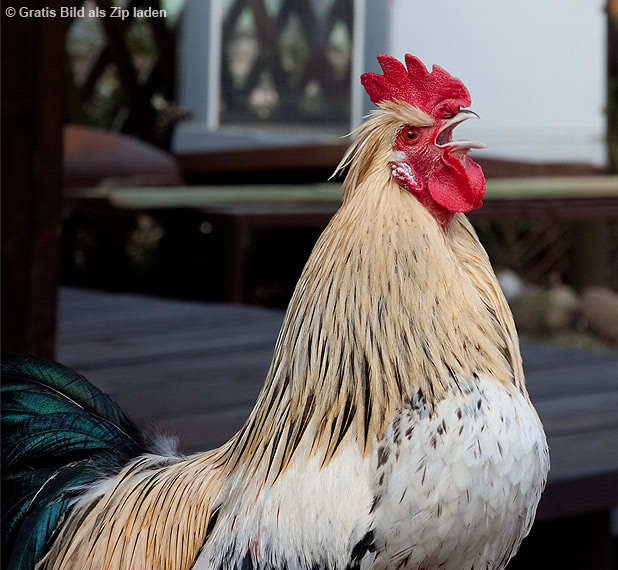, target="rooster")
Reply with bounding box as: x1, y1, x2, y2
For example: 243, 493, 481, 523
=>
2, 54, 549, 570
